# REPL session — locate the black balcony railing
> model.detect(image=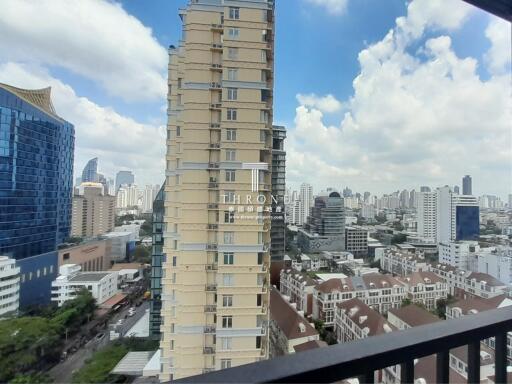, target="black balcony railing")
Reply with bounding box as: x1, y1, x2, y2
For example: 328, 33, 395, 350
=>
174, 306, 512, 383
